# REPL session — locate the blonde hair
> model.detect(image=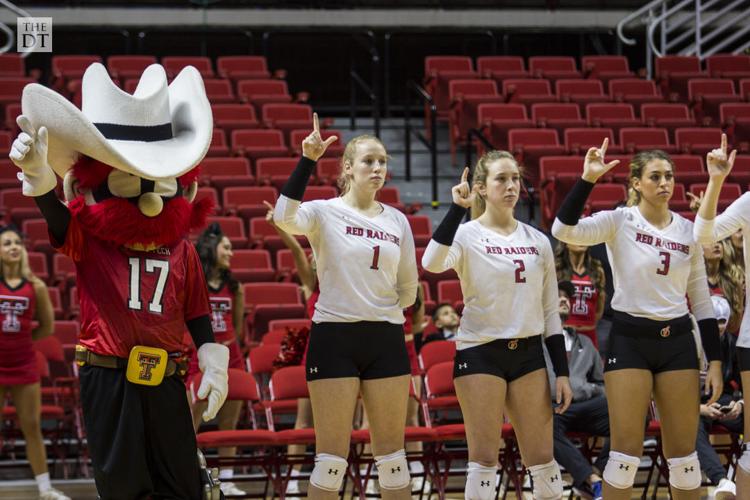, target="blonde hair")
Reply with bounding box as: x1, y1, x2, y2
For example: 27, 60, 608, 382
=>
337, 135, 387, 194
626, 150, 675, 207
0, 228, 37, 283
719, 238, 746, 326
470, 150, 521, 219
